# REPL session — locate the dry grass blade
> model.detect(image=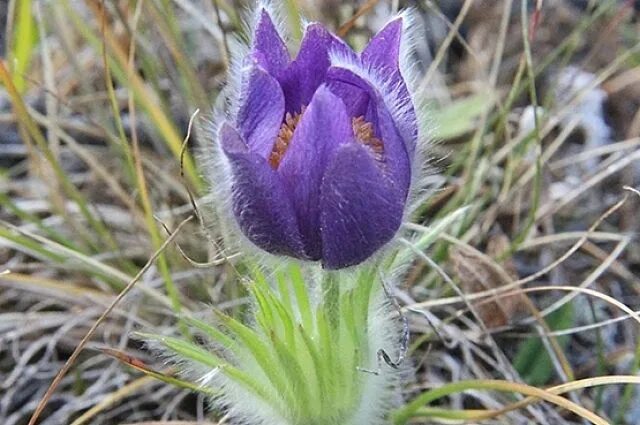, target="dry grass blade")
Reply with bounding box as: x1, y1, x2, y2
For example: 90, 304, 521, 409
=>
119, 422, 218, 425
411, 375, 640, 422
0, 219, 172, 305
412, 192, 630, 309
337, 0, 380, 38
69, 376, 156, 425
420, 0, 474, 88
396, 378, 610, 425
27, 215, 193, 425
100, 347, 216, 395
449, 234, 575, 381
522, 286, 640, 328
536, 150, 640, 220
401, 238, 518, 380
1, 272, 110, 300
119, 0, 185, 328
